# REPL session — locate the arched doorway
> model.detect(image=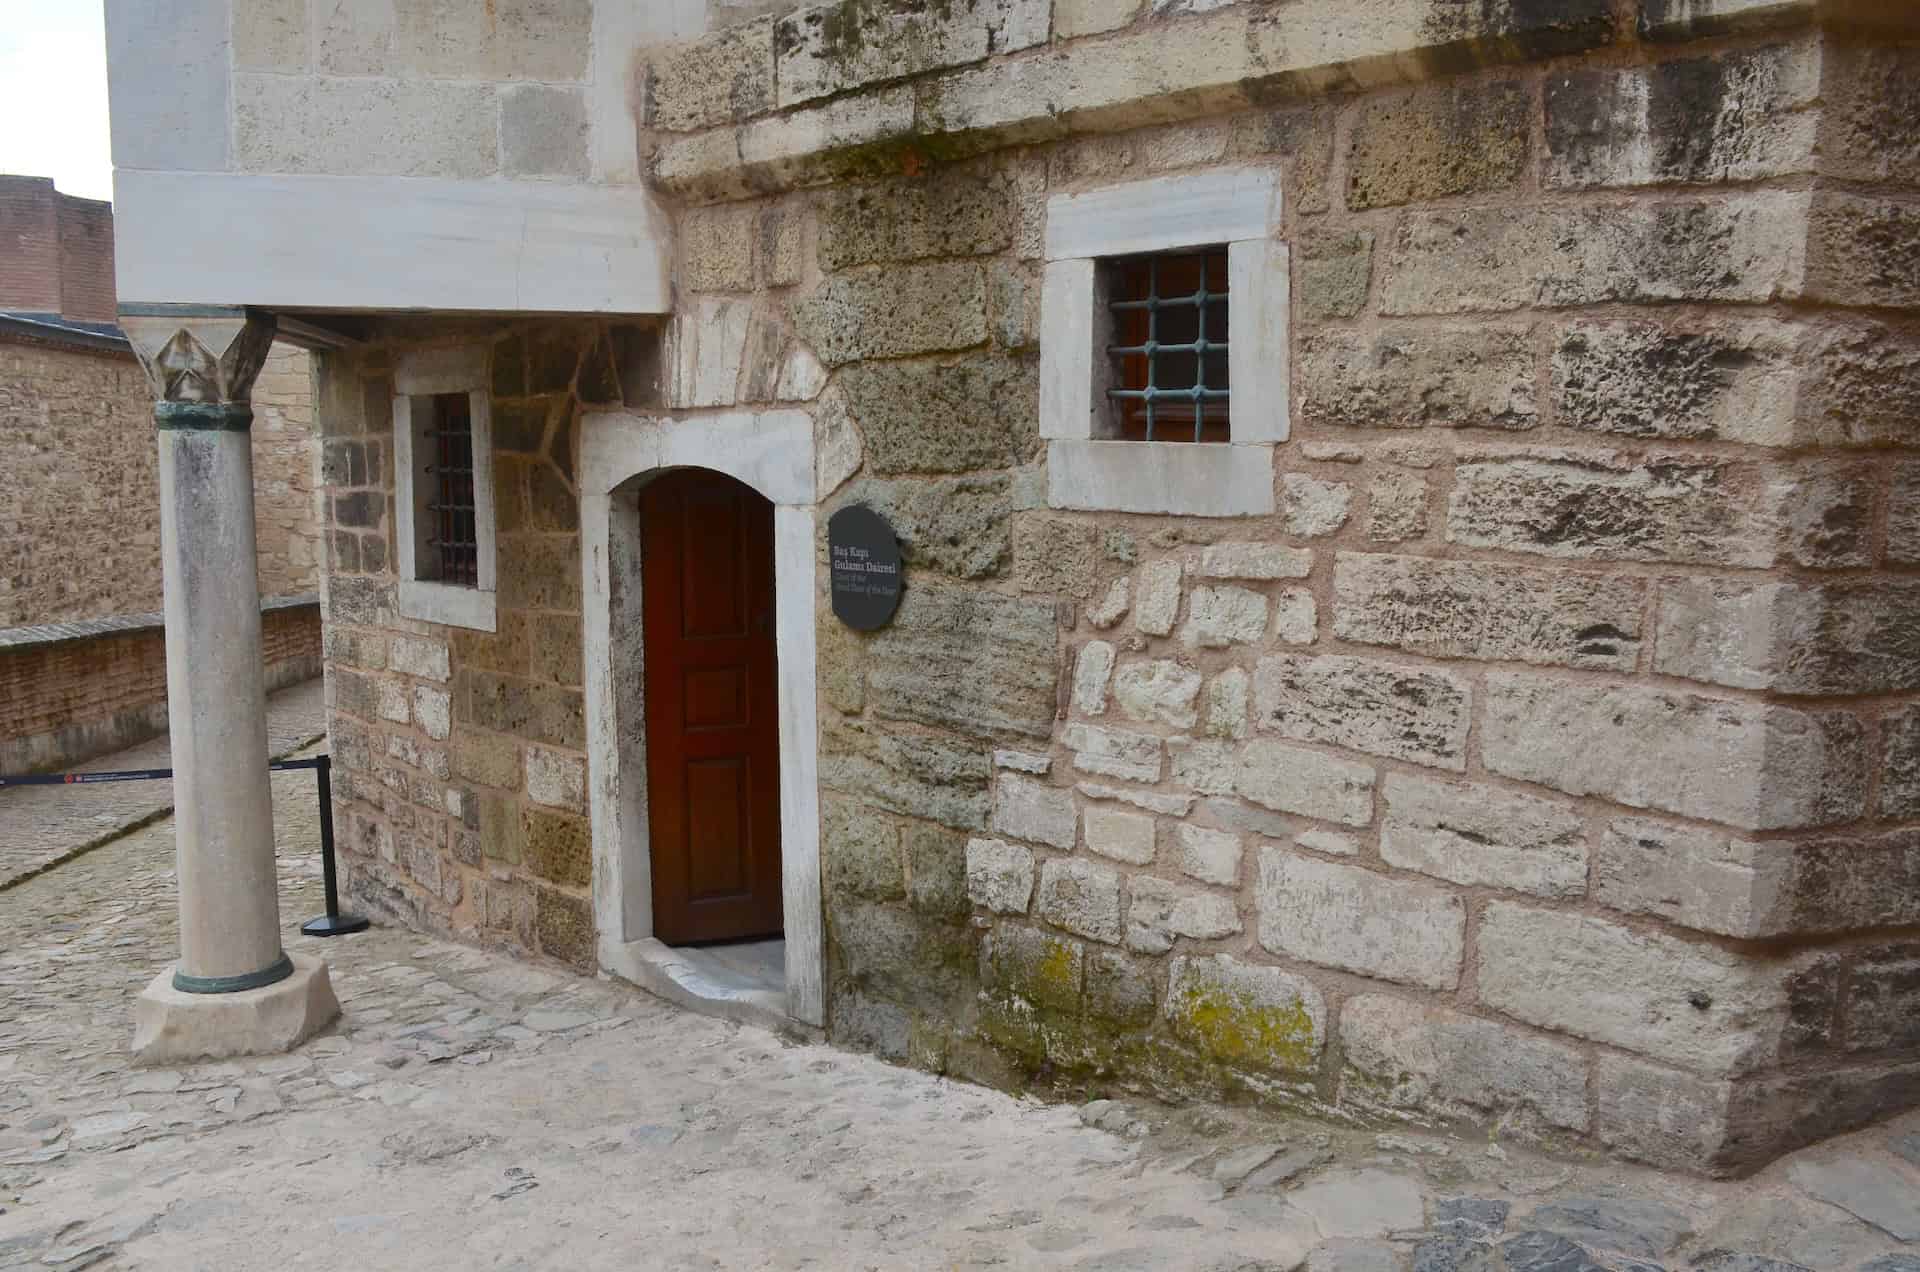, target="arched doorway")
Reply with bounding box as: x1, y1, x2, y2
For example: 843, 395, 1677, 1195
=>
637, 468, 784, 946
